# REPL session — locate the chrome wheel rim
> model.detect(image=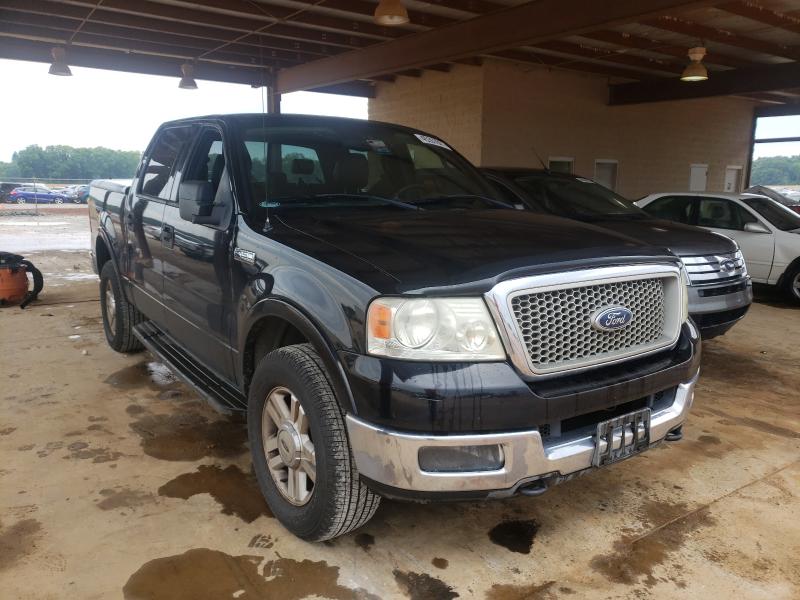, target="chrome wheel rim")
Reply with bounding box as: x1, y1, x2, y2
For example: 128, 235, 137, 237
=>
105, 280, 116, 332
262, 386, 315, 506
793, 273, 800, 299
